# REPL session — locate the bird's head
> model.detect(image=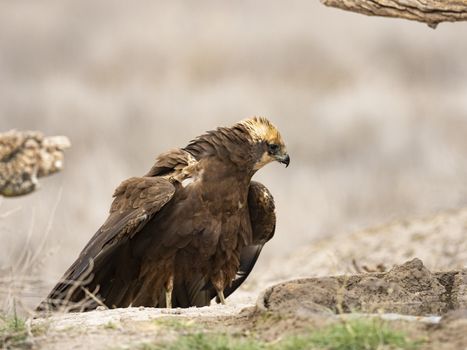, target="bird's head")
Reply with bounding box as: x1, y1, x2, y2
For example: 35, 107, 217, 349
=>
239, 117, 290, 171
